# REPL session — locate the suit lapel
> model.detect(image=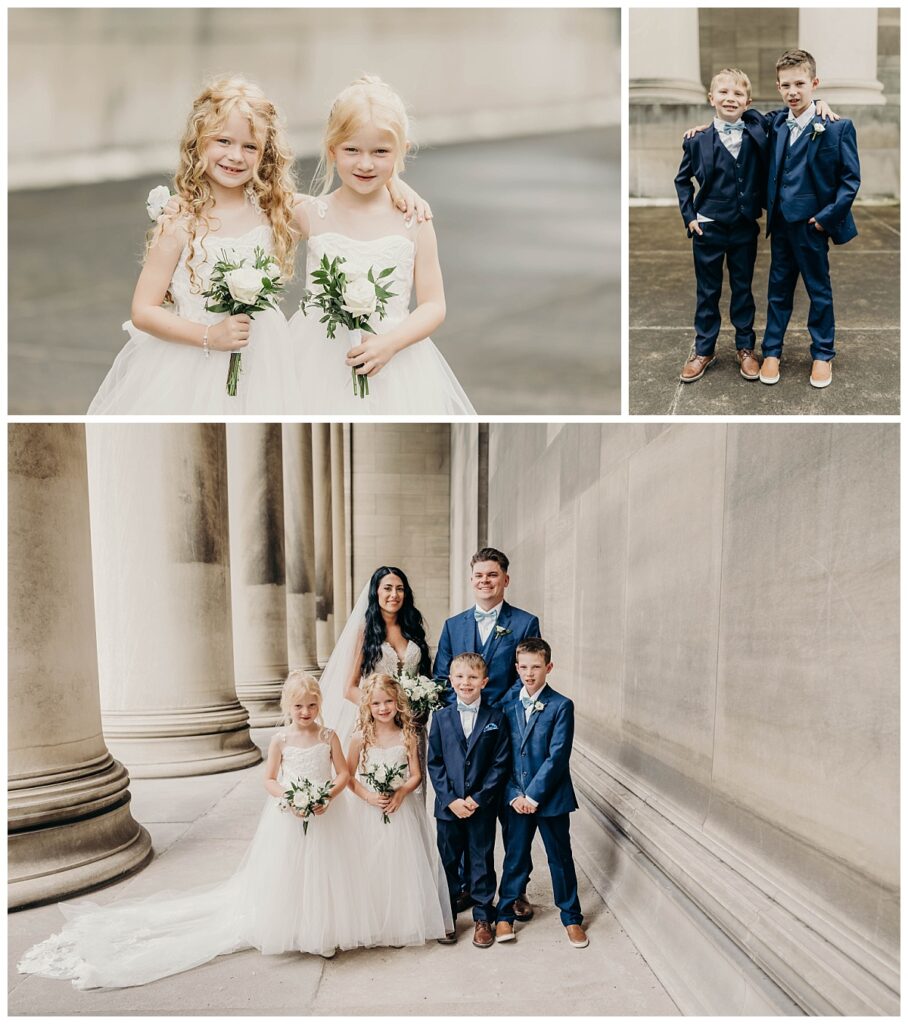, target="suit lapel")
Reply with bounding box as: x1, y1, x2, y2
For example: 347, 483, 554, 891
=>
447, 706, 467, 751
772, 113, 789, 177
466, 703, 490, 756
700, 127, 715, 183
520, 686, 549, 749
